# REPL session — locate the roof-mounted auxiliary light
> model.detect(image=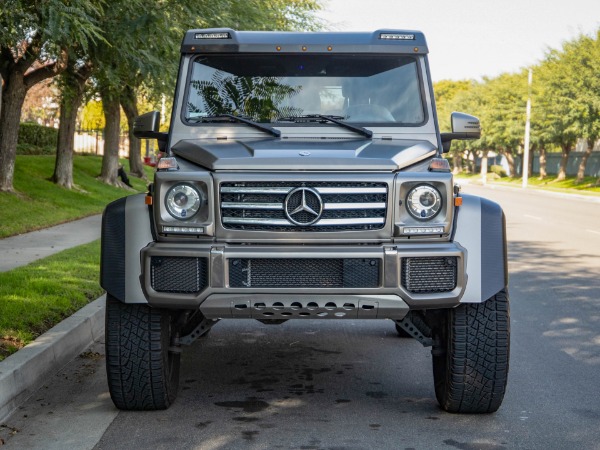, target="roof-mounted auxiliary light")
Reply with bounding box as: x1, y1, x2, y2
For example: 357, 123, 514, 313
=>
194, 32, 231, 39
380, 33, 415, 40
